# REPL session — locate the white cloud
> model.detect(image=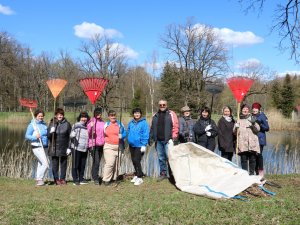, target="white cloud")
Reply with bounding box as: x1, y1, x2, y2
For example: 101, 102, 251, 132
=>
278, 71, 300, 77
236, 58, 262, 70
110, 43, 138, 59
0, 4, 15, 15
74, 22, 122, 39
213, 27, 264, 47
